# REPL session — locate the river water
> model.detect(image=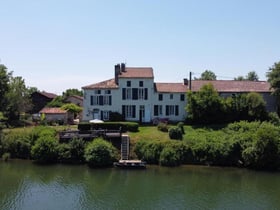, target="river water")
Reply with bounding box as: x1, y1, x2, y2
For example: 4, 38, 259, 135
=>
0, 160, 280, 210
